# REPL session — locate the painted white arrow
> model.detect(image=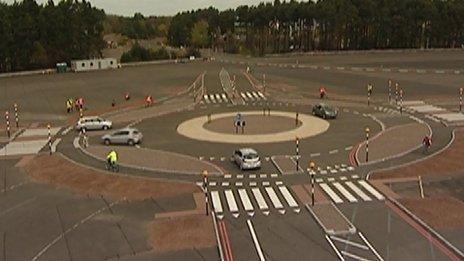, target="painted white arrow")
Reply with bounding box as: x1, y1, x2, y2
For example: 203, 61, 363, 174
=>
232, 212, 239, 218
263, 211, 270, 216
293, 208, 301, 214
278, 209, 286, 214
248, 211, 255, 217
217, 214, 224, 220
